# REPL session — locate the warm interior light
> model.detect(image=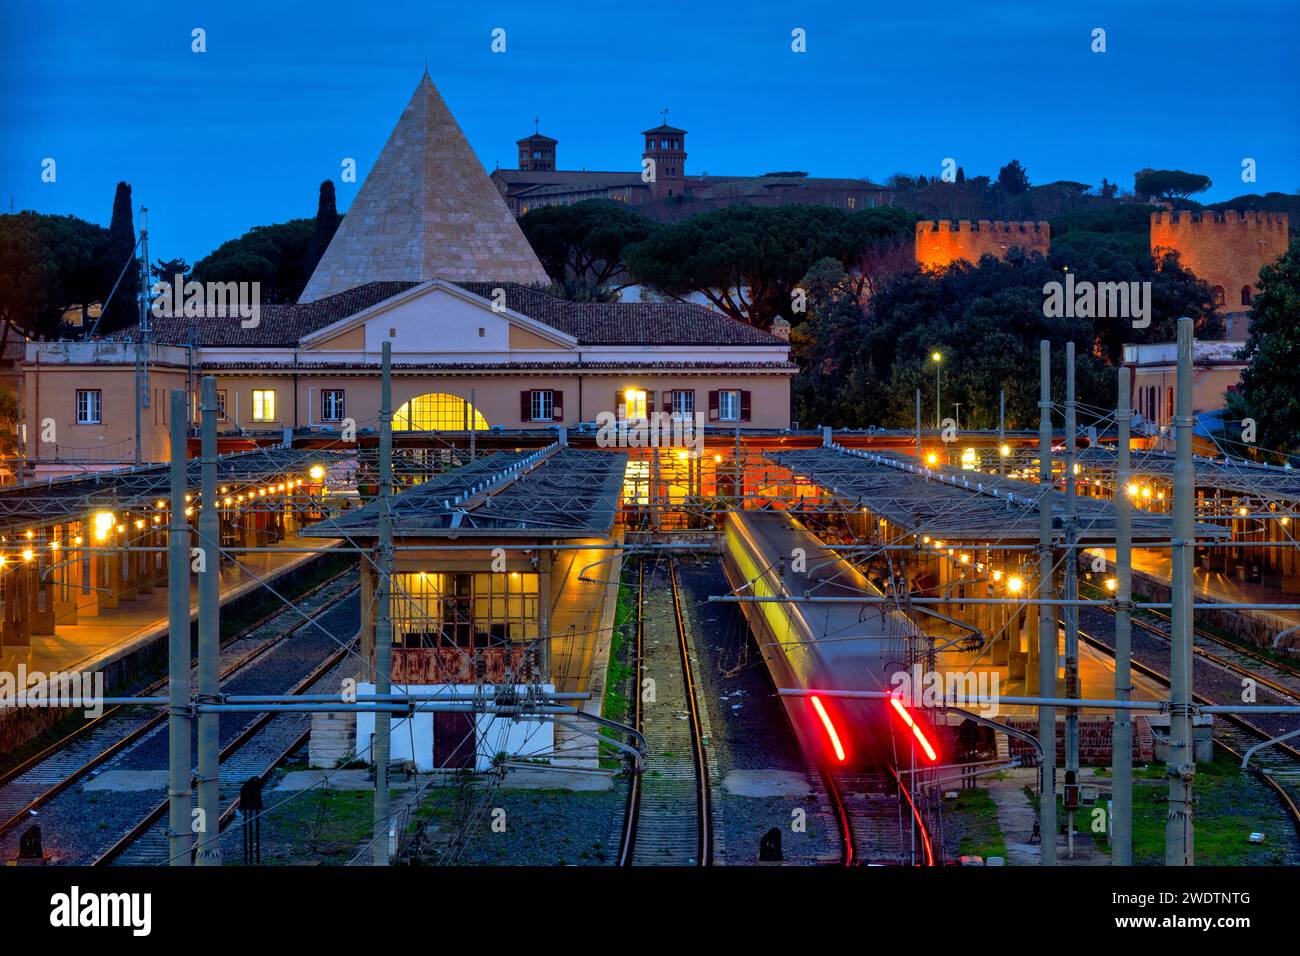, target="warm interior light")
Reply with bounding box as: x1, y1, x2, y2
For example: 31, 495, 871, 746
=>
134, 520, 144, 530
992, 569, 1003, 582
93, 511, 114, 542
1007, 575, 1024, 594
809, 695, 846, 763
1106, 577, 1117, 591
889, 697, 938, 762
